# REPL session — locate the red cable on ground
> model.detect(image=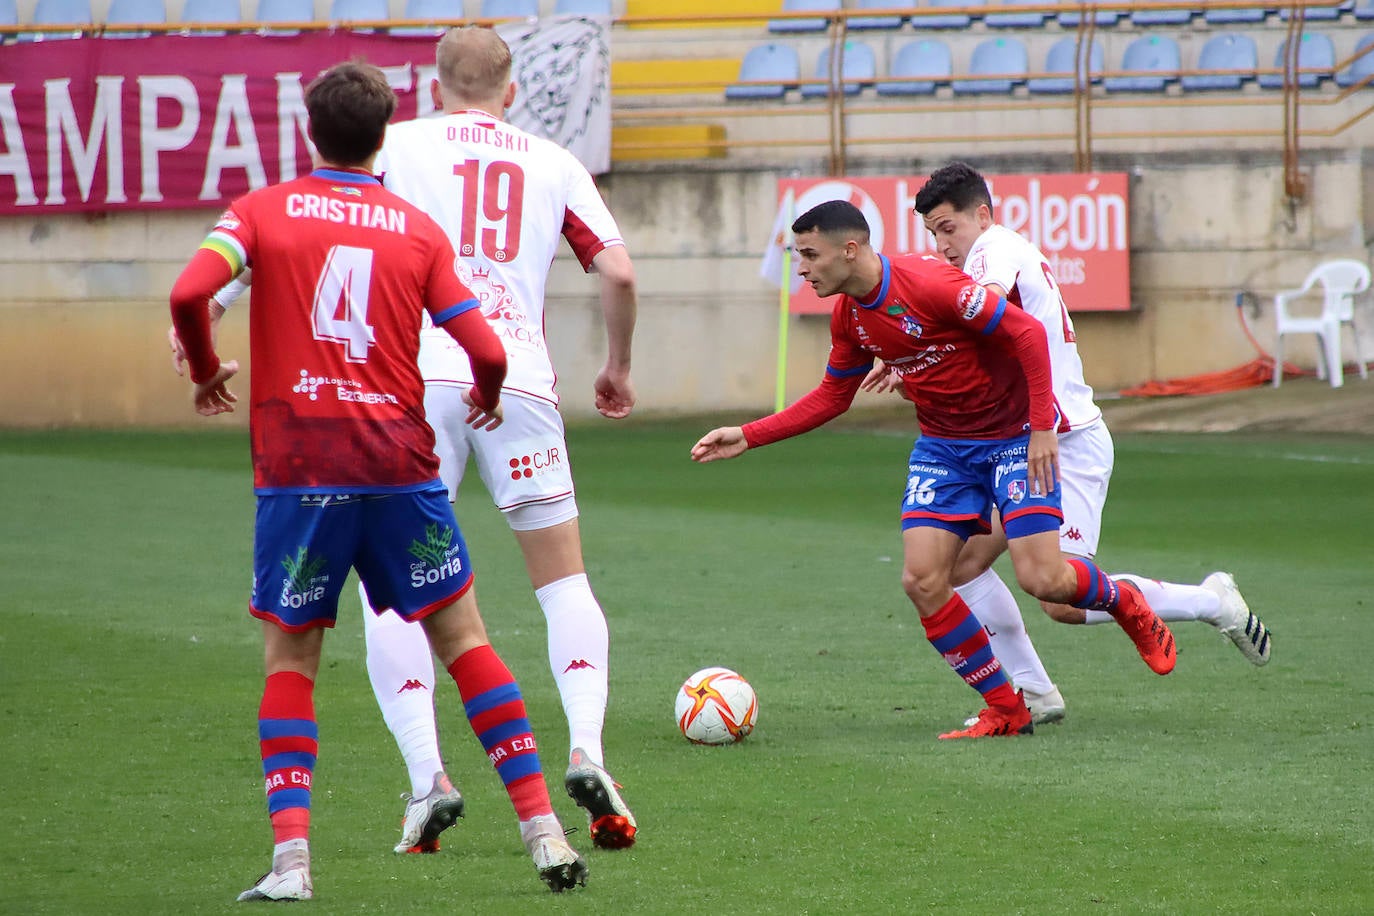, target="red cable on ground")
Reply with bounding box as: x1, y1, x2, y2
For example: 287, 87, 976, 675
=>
1118, 293, 1315, 397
